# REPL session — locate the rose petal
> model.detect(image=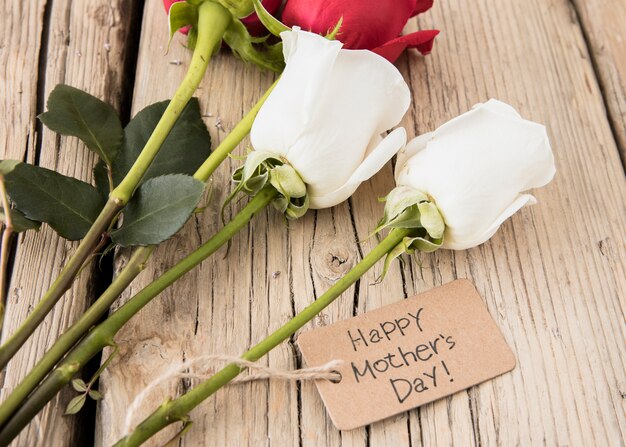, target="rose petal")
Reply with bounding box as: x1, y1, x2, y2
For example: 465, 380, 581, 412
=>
309, 128, 407, 208
241, 0, 283, 36
282, 0, 418, 49
412, 0, 435, 16
372, 29, 440, 62
443, 194, 537, 250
